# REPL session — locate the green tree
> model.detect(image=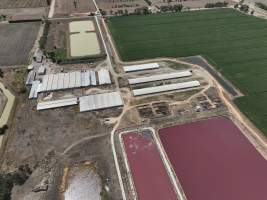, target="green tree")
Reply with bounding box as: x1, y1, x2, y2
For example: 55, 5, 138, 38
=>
46, 0, 51, 6
143, 7, 151, 15
0, 69, 4, 78
173, 4, 183, 12
0, 125, 8, 135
